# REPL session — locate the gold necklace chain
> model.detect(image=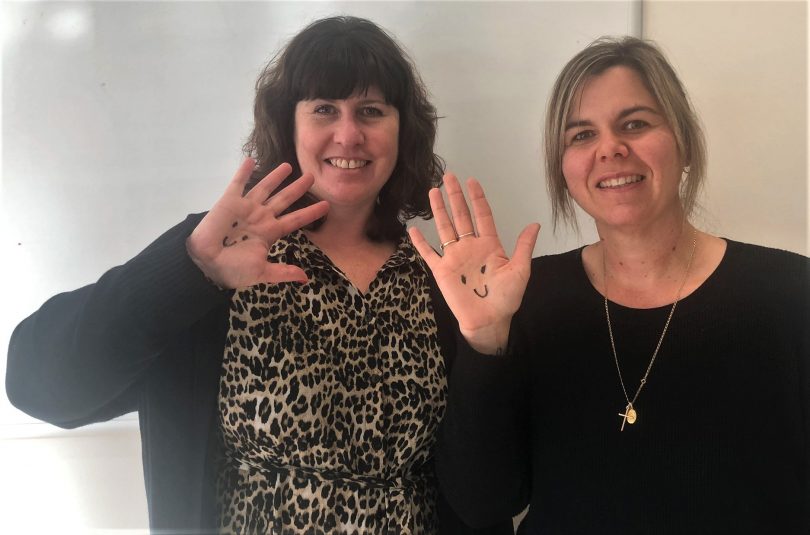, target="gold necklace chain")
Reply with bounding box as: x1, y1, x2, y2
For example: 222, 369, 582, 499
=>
603, 227, 698, 431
